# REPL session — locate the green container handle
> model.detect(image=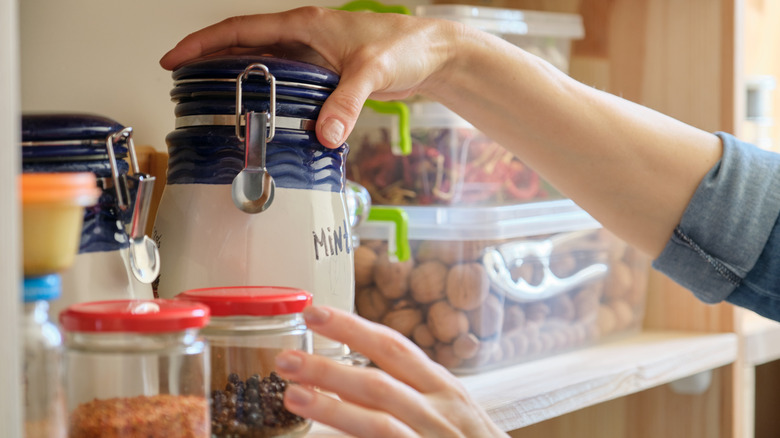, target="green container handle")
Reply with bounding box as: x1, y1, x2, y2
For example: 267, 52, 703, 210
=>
367, 206, 411, 262
337, 0, 410, 14
335, 0, 412, 156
